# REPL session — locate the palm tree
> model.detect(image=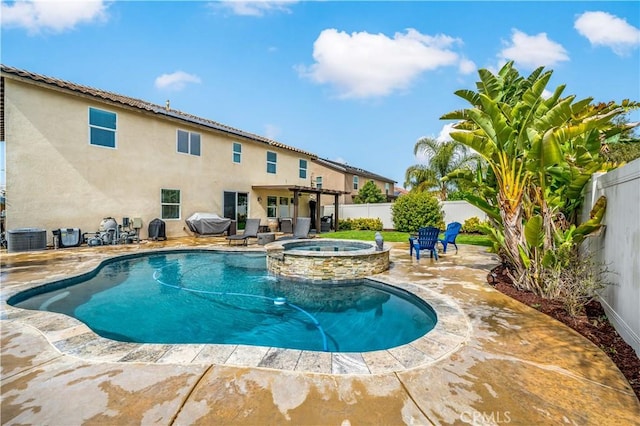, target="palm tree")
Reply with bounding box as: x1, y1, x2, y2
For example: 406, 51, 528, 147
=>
404, 137, 479, 200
